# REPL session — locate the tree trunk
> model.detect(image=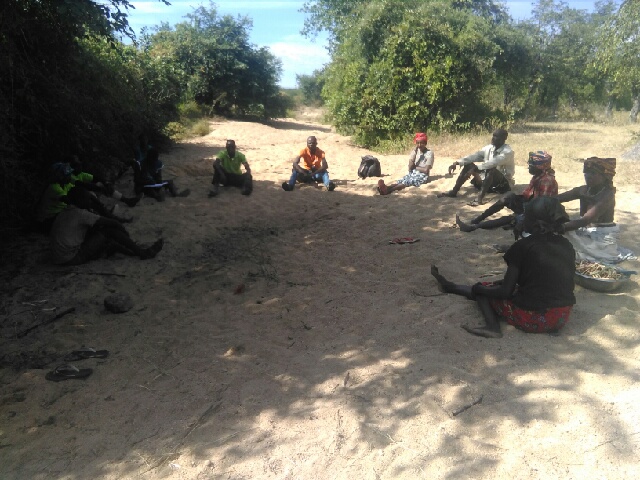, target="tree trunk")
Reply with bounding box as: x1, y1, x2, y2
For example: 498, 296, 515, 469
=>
630, 94, 639, 123
605, 98, 613, 118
